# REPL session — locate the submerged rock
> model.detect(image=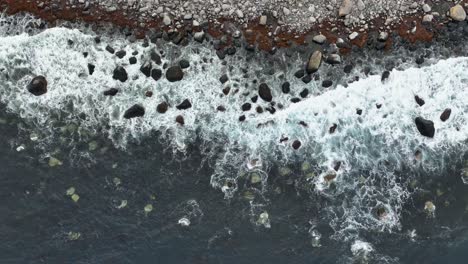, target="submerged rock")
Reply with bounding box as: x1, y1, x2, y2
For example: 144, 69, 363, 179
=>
27, 76, 48, 96
258, 83, 272, 102
112, 66, 128, 82
440, 108, 452, 122
166, 66, 184, 82
123, 104, 145, 119
415, 117, 435, 137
